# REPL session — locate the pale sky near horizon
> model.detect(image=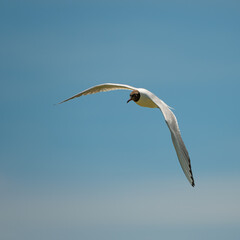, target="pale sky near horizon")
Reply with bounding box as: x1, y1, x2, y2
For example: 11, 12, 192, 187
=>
1, 1, 240, 239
